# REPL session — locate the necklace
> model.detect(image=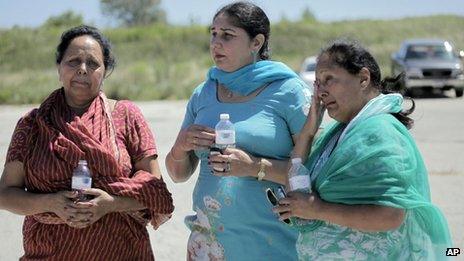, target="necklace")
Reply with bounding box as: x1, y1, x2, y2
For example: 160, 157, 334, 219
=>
220, 84, 234, 98
226, 89, 234, 98
216, 81, 235, 98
